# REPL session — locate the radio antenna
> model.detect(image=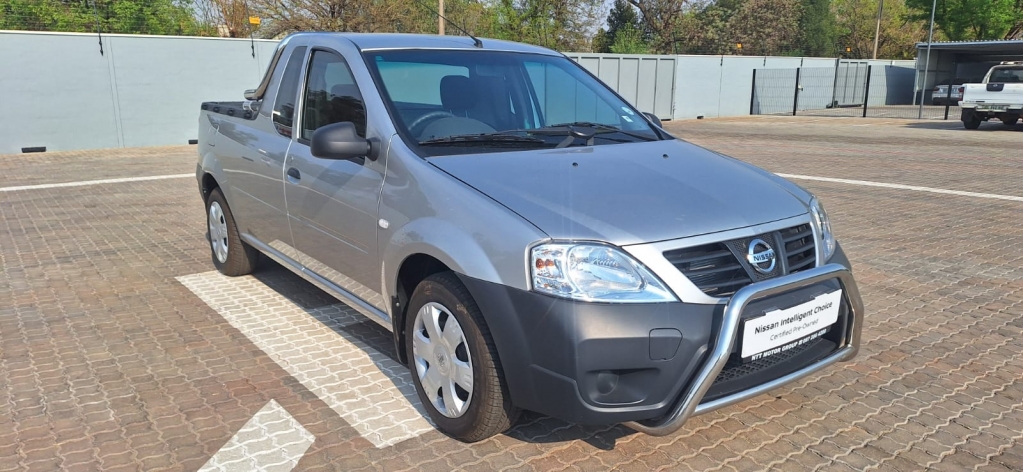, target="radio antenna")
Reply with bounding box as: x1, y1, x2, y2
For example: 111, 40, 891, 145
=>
416, 0, 483, 48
